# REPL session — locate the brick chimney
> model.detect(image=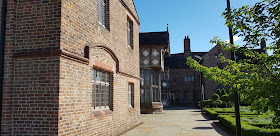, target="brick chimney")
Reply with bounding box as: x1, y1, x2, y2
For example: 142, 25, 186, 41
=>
184, 36, 191, 57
